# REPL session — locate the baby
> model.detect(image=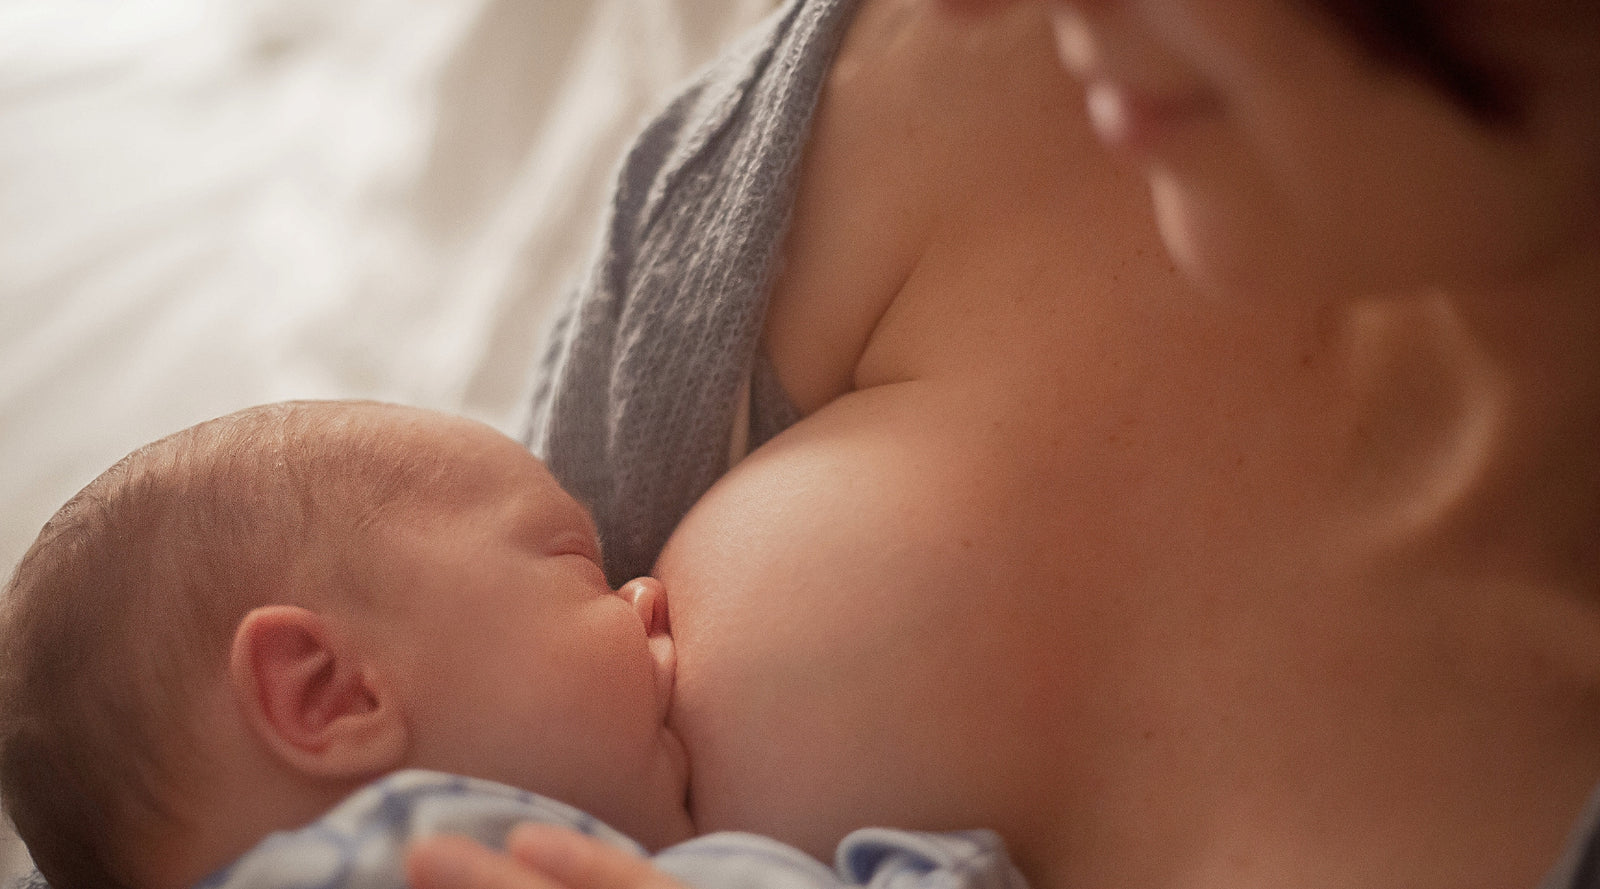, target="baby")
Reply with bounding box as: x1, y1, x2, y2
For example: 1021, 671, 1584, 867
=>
0, 401, 1024, 889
